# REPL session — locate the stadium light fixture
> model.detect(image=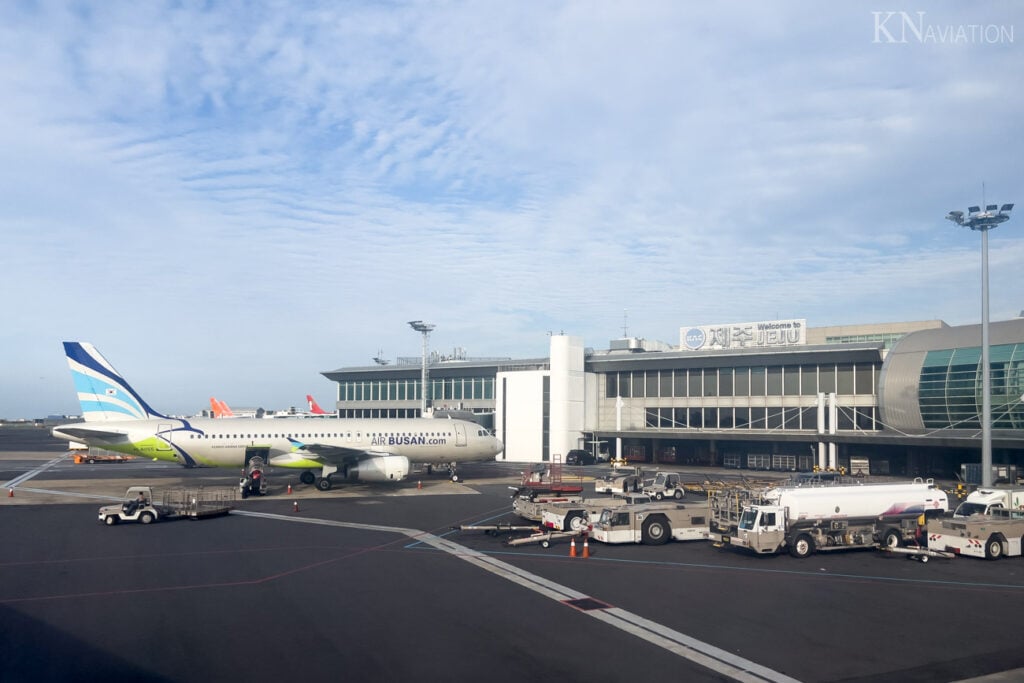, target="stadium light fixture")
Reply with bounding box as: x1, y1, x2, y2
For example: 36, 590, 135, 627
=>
408, 321, 436, 416
946, 199, 1014, 487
